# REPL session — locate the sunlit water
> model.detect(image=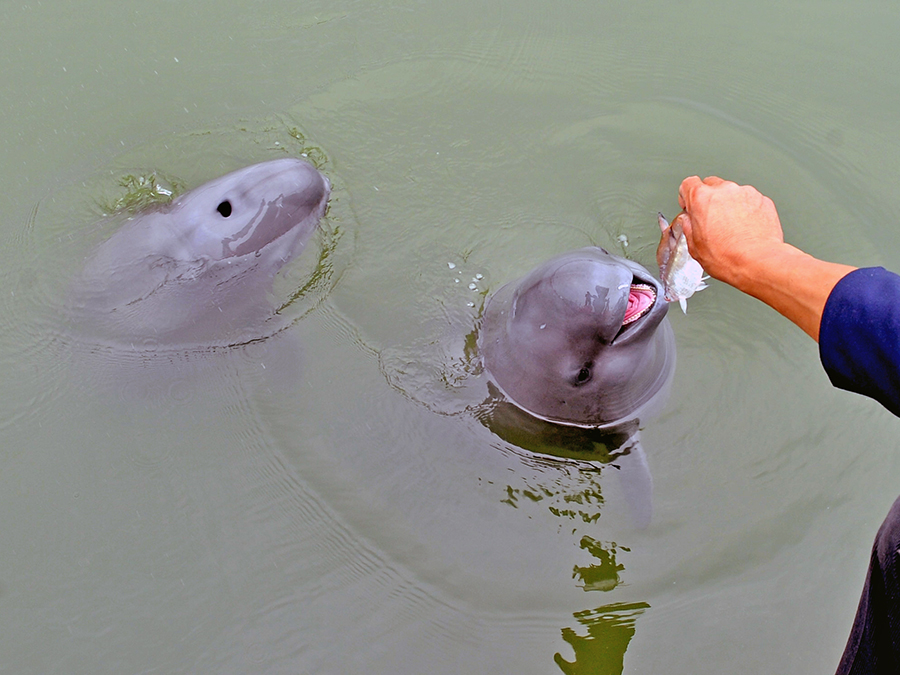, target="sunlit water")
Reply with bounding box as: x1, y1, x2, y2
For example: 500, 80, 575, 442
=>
3, 1, 900, 673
